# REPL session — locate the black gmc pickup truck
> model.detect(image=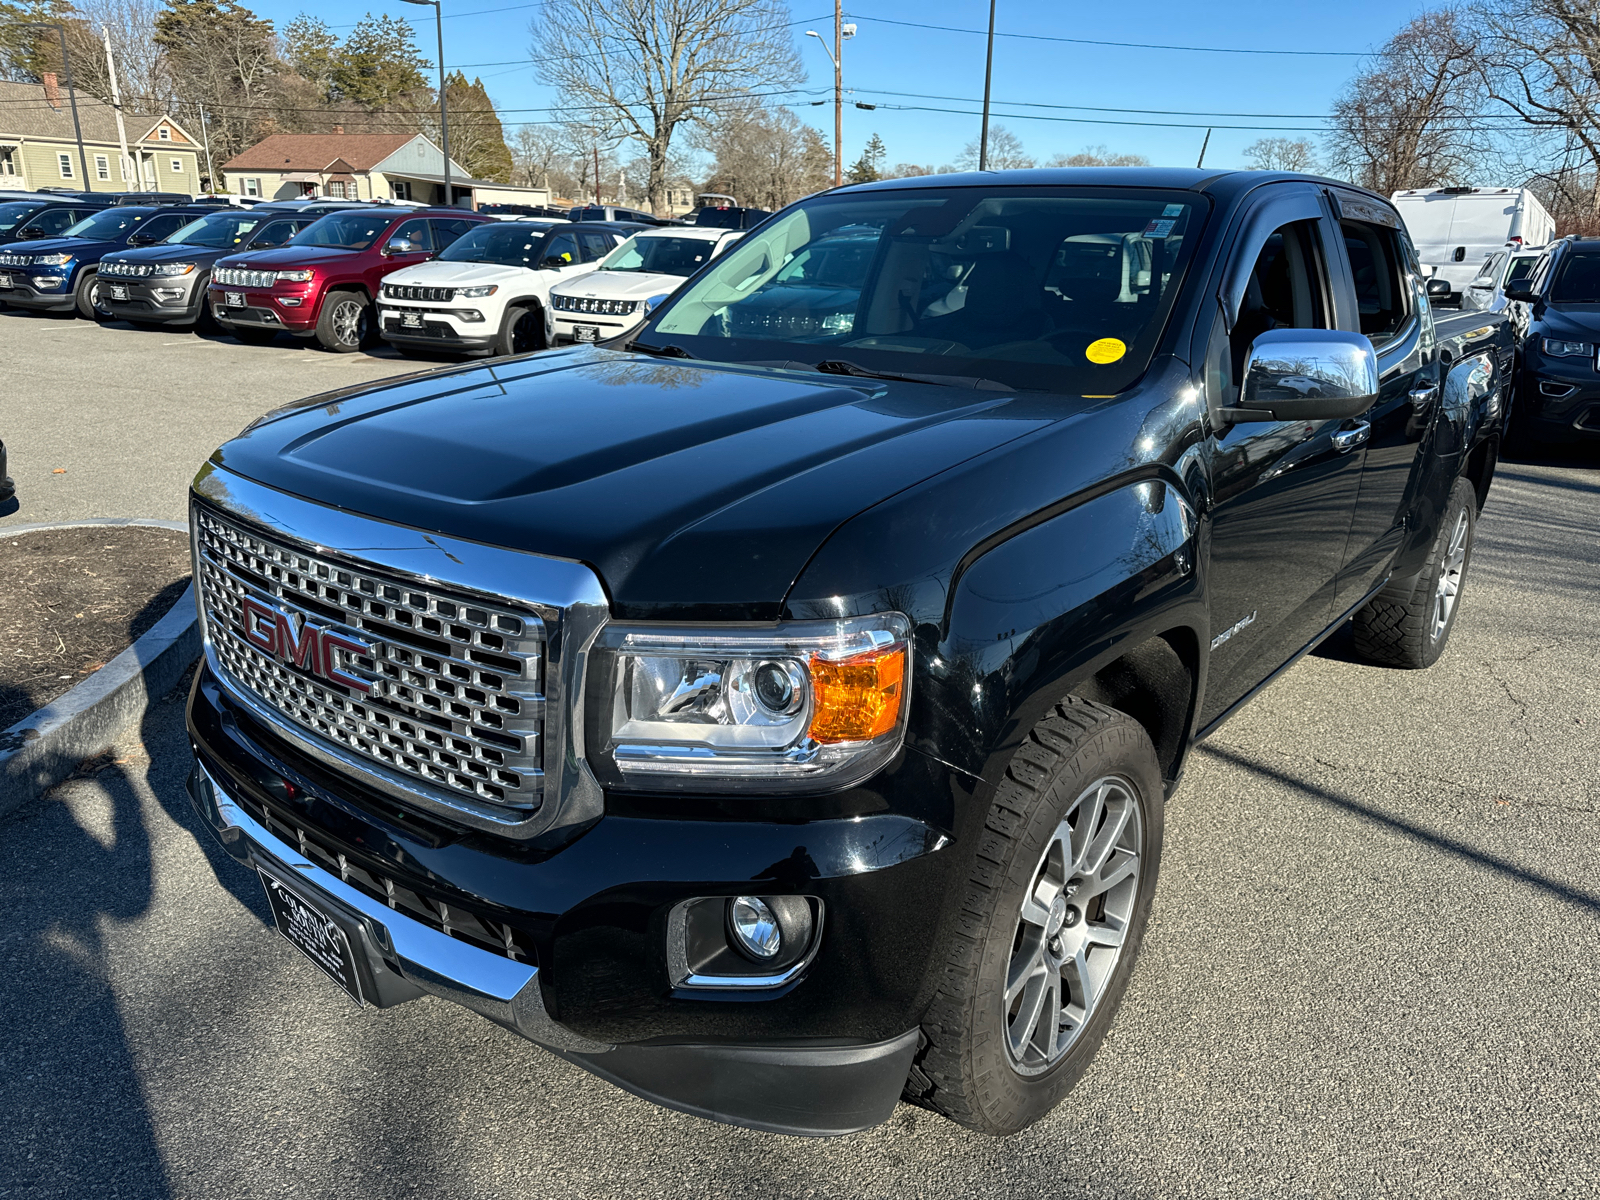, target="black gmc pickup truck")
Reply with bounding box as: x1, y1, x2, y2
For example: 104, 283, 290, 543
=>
184, 168, 1510, 1138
